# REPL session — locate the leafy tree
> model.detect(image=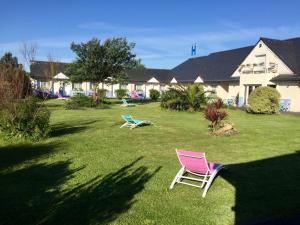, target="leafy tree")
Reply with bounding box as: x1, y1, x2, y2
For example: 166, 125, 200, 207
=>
66, 37, 142, 102
0, 52, 19, 68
